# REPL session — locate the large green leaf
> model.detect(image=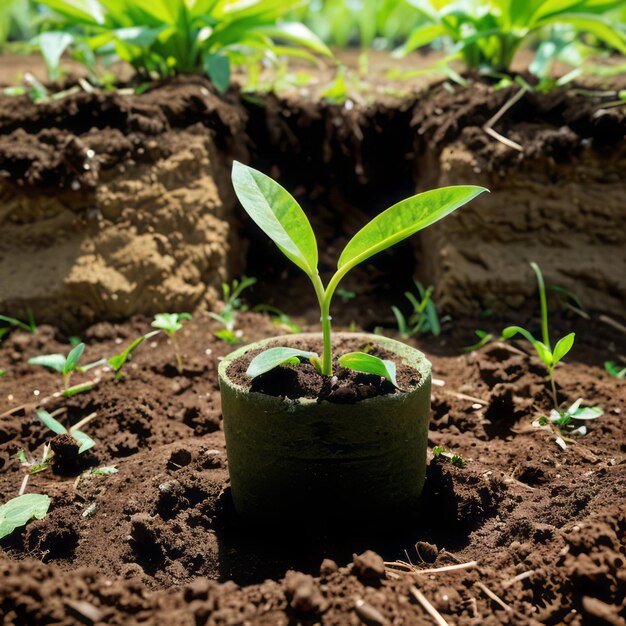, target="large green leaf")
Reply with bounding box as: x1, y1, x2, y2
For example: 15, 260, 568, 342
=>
0, 494, 51, 539
246, 347, 317, 379
232, 162, 318, 277
538, 13, 626, 54
338, 186, 487, 272
338, 352, 398, 387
